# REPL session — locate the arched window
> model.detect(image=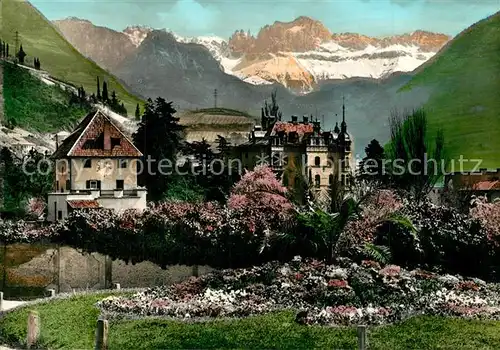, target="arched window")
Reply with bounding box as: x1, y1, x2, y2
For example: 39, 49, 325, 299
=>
329, 174, 334, 185
315, 138, 320, 145
314, 156, 320, 167
315, 175, 321, 188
